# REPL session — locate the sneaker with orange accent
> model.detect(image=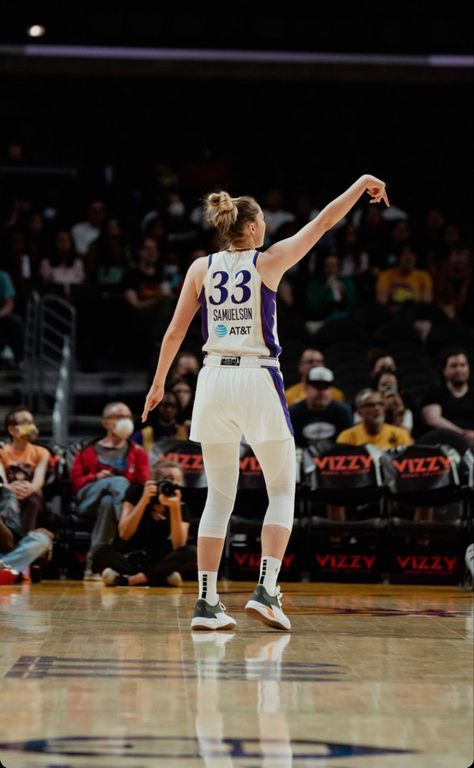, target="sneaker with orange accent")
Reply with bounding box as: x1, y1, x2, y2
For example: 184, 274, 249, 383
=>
245, 584, 291, 631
